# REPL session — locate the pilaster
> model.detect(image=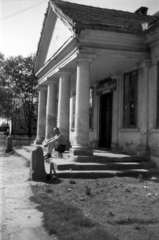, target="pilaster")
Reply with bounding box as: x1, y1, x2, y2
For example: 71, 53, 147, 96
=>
111, 73, 122, 151
137, 59, 151, 155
